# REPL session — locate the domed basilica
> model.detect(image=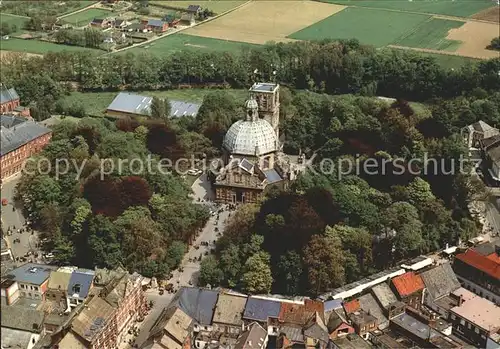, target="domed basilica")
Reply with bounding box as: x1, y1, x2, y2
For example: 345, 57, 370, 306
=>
211, 83, 306, 204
